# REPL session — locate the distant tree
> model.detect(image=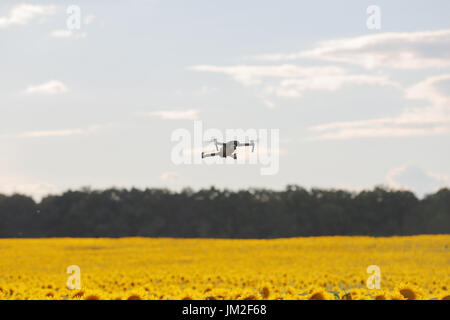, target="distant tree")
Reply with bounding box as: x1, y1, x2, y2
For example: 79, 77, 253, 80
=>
0, 186, 449, 238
